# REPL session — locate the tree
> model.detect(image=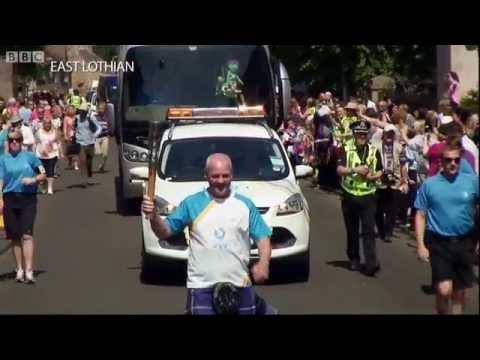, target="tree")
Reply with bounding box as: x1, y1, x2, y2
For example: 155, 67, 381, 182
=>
271, 45, 436, 101
92, 45, 119, 61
